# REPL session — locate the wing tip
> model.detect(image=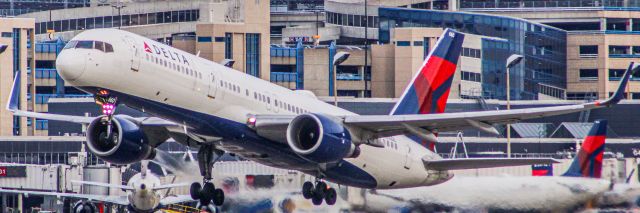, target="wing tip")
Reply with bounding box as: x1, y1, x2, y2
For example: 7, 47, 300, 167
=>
6, 72, 20, 111
598, 62, 639, 106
